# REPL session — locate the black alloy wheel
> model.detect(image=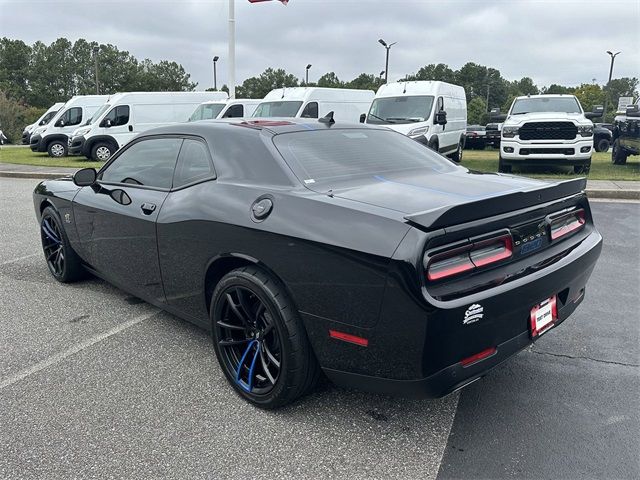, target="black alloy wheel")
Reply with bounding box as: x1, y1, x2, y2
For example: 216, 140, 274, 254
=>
215, 285, 282, 395
211, 266, 320, 408
39, 206, 84, 282
41, 212, 65, 278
